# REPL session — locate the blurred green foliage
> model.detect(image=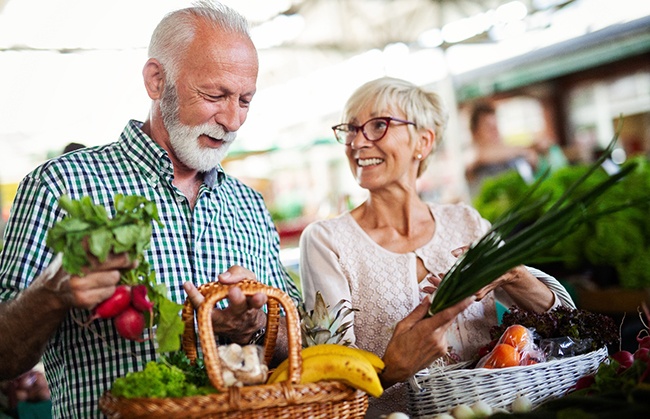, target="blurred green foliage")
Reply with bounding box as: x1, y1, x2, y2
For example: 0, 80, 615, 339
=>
473, 156, 650, 289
